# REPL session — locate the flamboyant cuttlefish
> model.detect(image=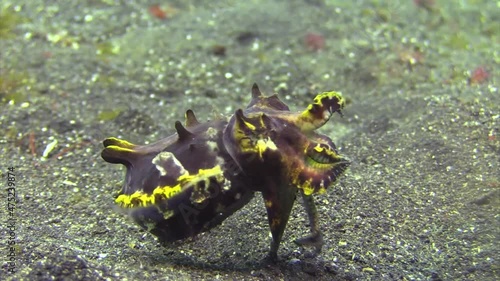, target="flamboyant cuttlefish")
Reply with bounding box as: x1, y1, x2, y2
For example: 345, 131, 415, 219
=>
101, 83, 349, 260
